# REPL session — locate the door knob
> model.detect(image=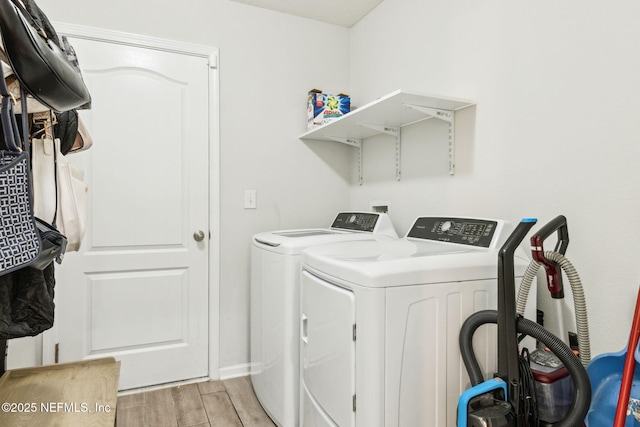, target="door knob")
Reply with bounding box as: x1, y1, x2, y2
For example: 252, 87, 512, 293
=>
193, 230, 206, 242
